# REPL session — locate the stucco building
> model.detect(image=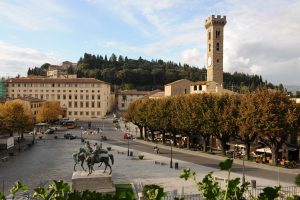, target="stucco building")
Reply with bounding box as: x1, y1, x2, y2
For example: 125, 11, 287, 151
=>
117, 90, 151, 111
164, 79, 192, 97
5, 78, 111, 120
